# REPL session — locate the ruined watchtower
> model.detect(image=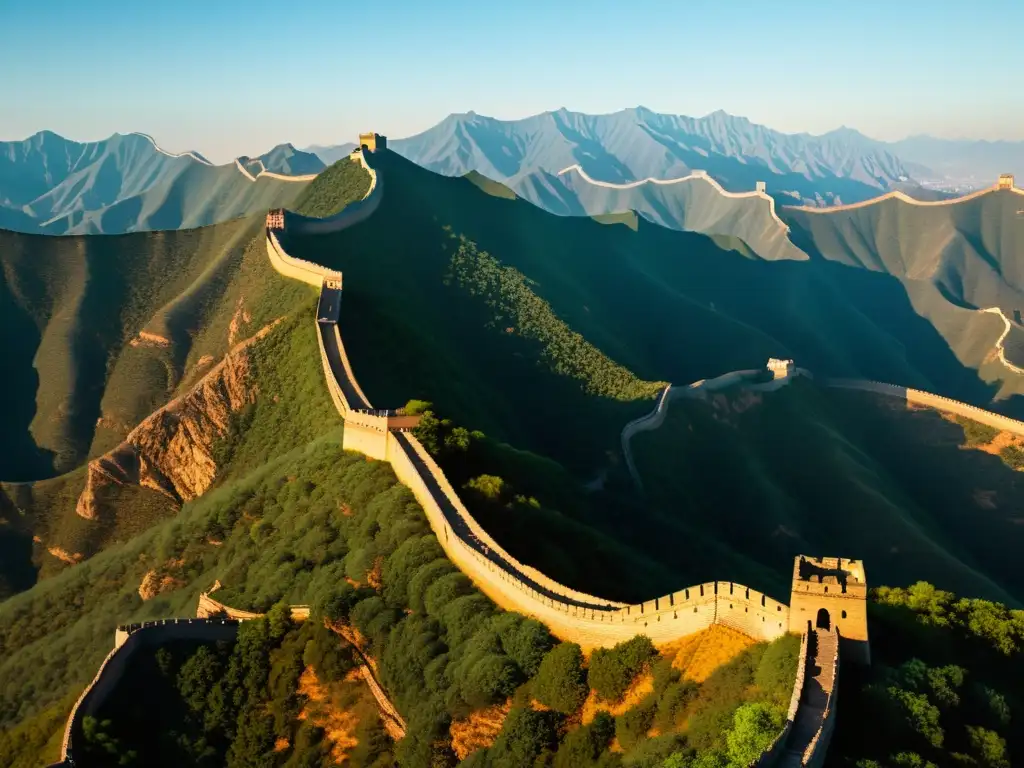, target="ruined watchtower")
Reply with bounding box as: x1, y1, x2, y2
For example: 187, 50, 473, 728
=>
789, 555, 870, 664
266, 208, 285, 231
359, 132, 387, 152
998, 173, 1015, 190
755, 180, 767, 194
